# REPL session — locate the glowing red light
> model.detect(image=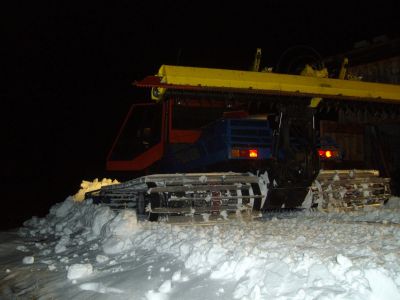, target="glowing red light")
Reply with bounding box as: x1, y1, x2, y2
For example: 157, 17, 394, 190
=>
249, 149, 258, 158
318, 150, 325, 157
